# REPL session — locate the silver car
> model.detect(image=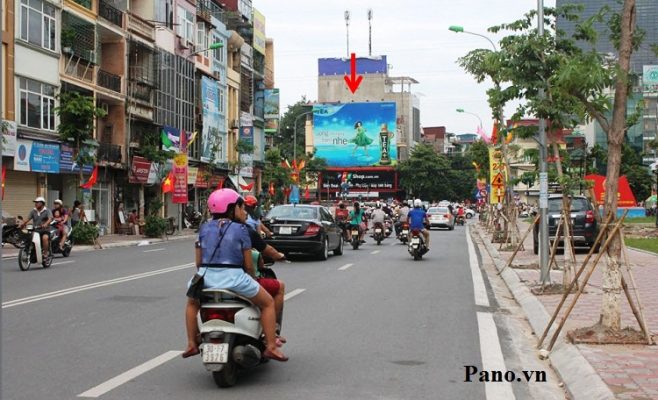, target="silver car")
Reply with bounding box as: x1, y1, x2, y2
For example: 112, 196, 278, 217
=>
427, 207, 455, 230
